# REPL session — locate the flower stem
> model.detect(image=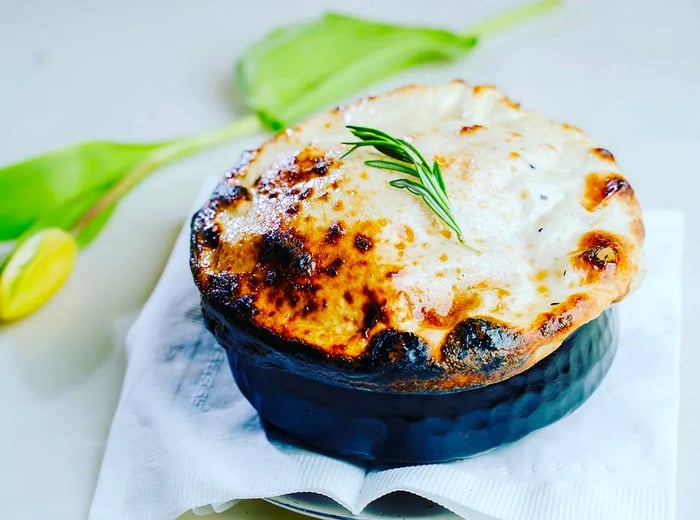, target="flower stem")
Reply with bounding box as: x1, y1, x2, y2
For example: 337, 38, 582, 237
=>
71, 114, 262, 234
465, 0, 560, 38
